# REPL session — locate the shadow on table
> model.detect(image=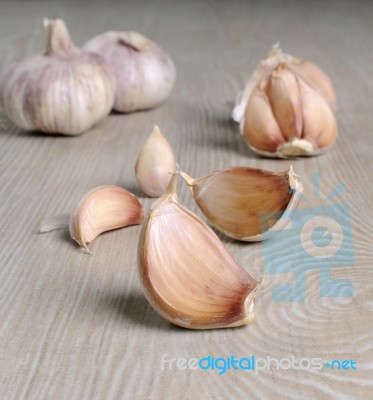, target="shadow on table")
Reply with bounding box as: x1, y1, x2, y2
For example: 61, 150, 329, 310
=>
96, 290, 186, 332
